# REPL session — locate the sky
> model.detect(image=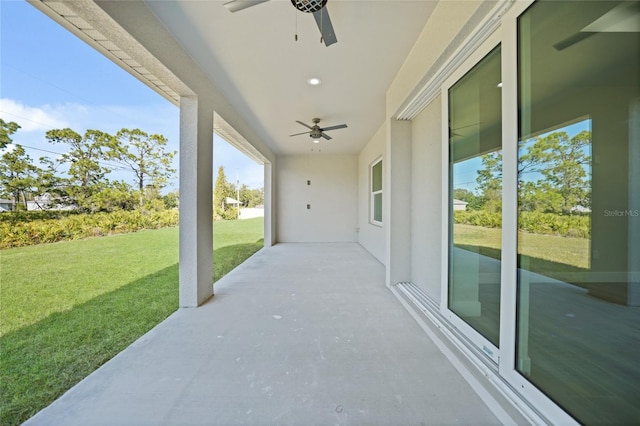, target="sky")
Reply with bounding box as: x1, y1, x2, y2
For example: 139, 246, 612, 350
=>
0, 0, 264, 192
453, 118, 591, 193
